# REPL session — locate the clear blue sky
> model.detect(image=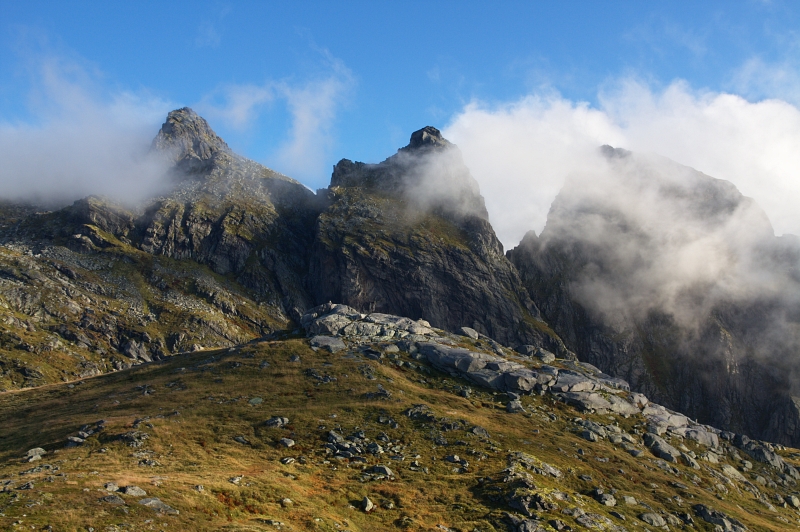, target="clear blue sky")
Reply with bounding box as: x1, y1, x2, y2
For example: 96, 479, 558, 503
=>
2, 1, 800, 239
